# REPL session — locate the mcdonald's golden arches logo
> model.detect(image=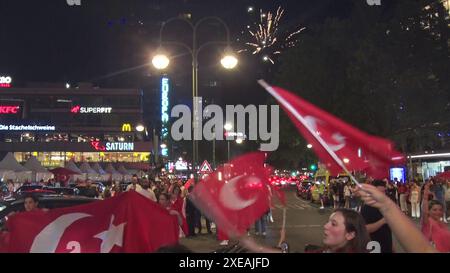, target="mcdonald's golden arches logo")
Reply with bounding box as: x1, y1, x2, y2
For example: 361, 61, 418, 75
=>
122, 123, 132, 132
